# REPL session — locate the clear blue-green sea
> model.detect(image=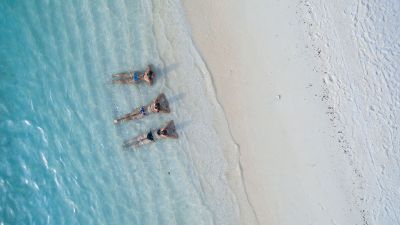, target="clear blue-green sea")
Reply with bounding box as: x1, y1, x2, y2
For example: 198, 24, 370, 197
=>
0, 0, 240, 224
